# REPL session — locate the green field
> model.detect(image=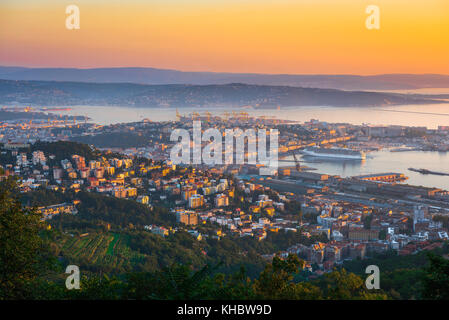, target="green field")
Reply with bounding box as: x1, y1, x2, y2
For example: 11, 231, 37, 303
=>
60, 232, 146, 272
